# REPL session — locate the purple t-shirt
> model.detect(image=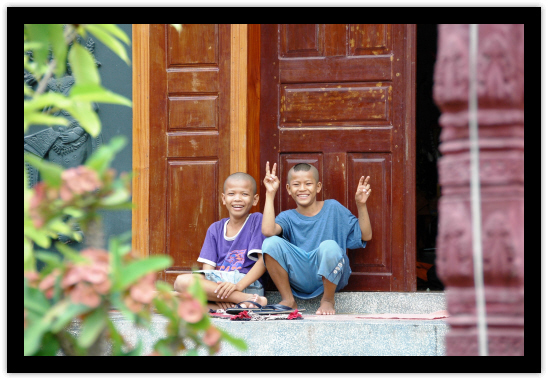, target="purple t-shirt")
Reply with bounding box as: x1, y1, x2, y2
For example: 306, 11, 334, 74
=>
197, 212, 266, 275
